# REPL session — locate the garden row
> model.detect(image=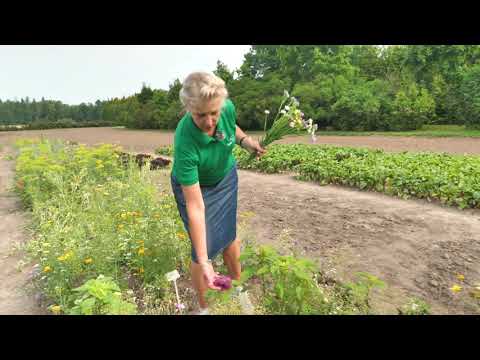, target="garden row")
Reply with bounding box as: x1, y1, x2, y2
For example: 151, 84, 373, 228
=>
14, 139, 424, 314
158, 144, 480, 210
